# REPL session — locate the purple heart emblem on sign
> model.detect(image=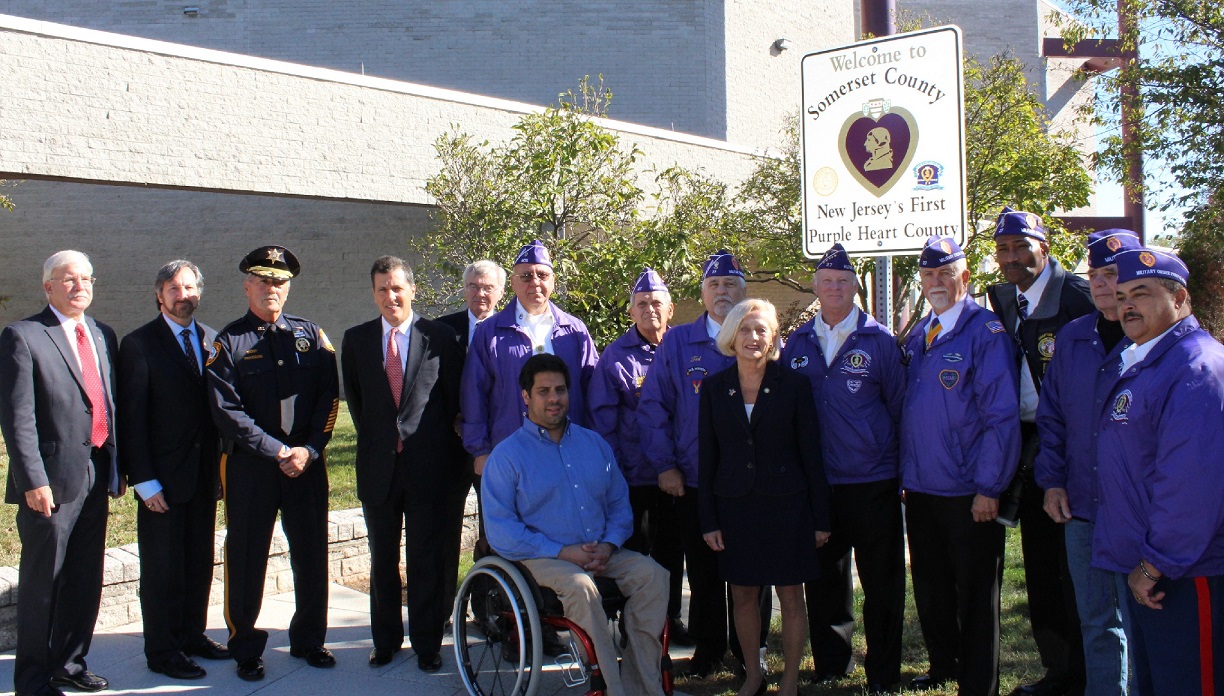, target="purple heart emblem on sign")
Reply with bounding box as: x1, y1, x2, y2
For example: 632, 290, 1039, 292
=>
839, 105, 919, 197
